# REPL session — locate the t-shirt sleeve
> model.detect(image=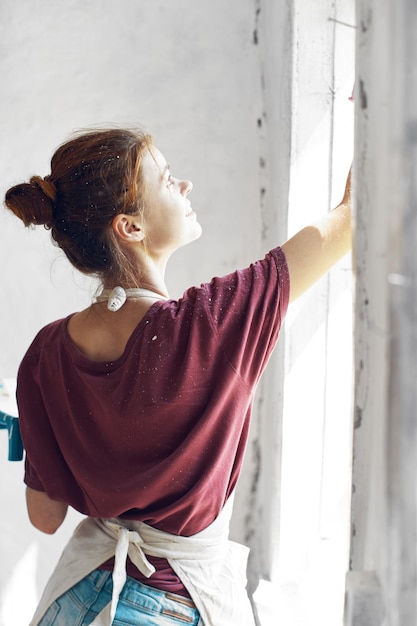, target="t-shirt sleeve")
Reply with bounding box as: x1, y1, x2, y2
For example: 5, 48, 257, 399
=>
24, 455, 46, 491
17, 341, 74, 499
203, 247, 290, 386
17, 361, 50, 492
